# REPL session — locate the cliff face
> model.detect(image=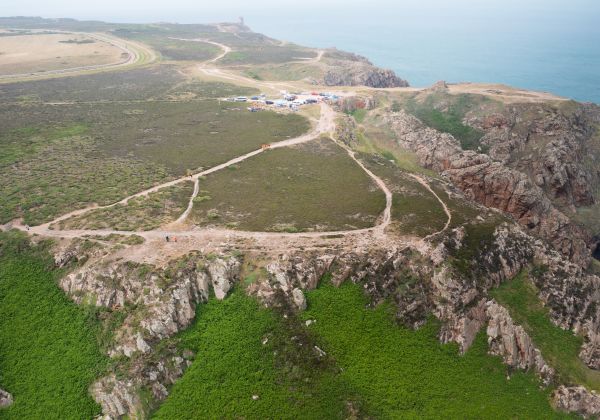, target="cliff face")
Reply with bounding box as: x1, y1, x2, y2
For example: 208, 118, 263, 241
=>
381, 110, 591, 265
486, 300, 555, 386
468, 102, 600, 211
324, 65, 409, 88
56, 243, 241, 419
50, 213, 600, 418
322, 50, 409, 88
